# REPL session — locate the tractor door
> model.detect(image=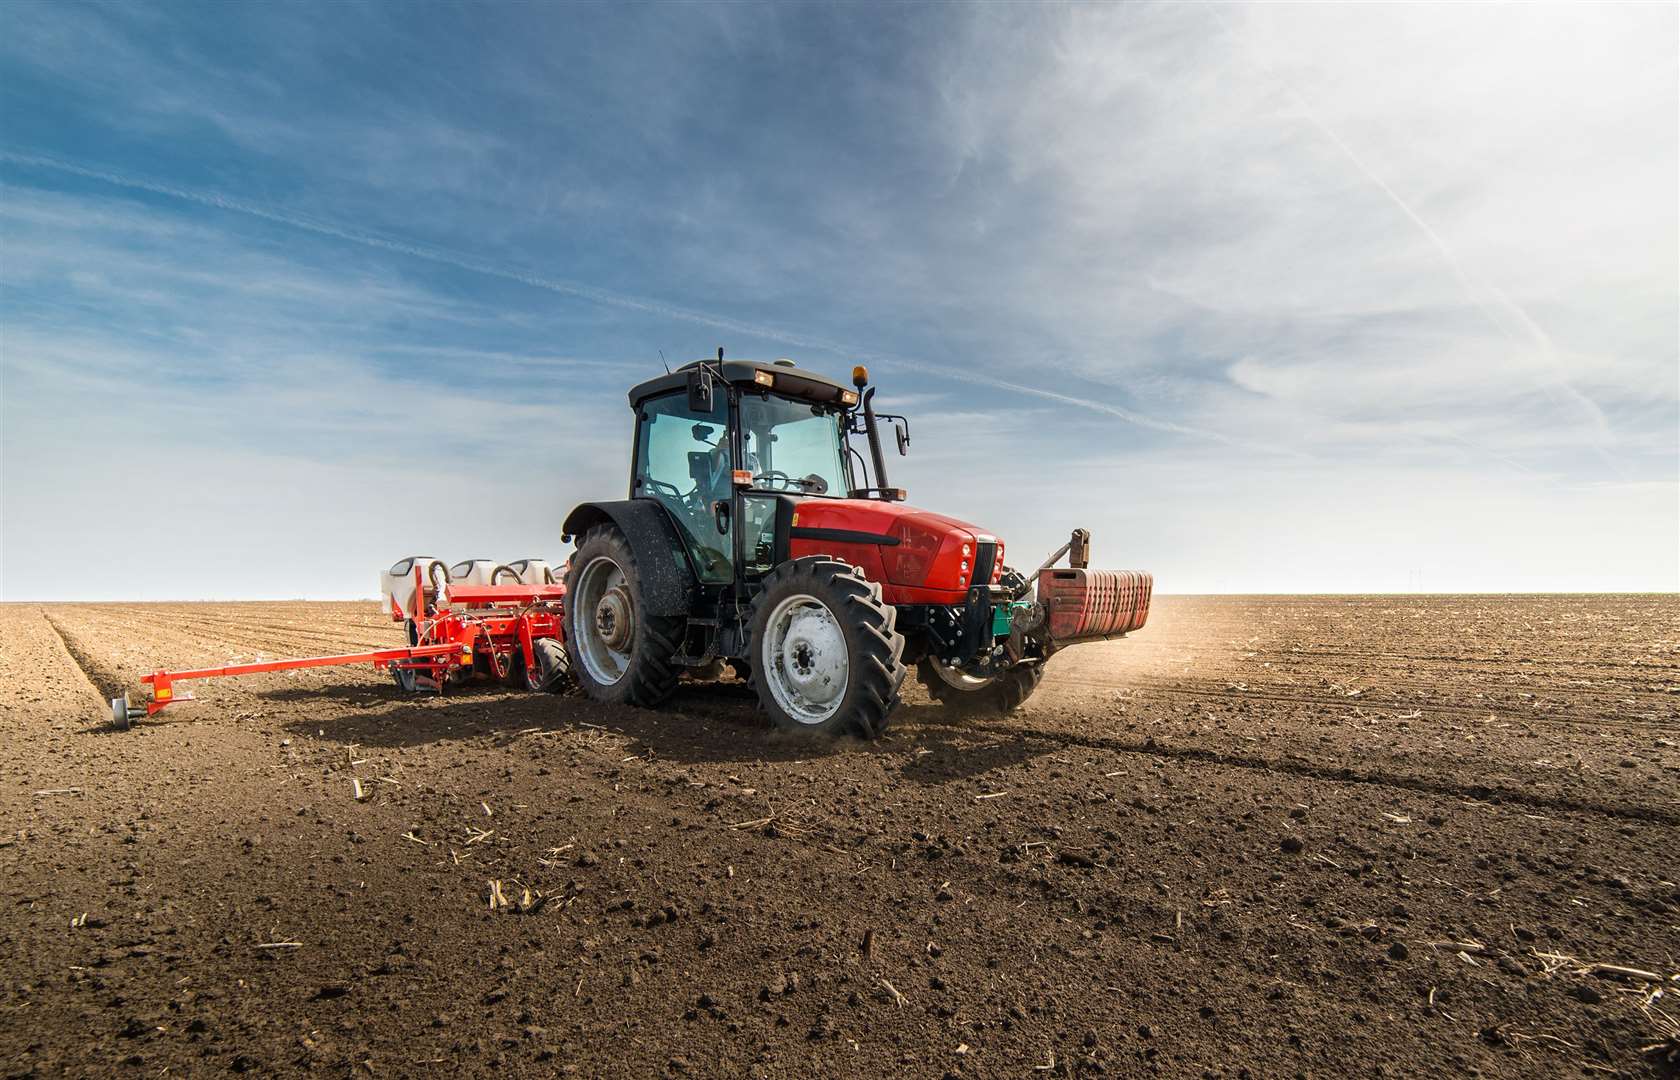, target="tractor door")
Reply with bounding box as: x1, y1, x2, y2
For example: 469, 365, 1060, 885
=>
632, 392, 734, 584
